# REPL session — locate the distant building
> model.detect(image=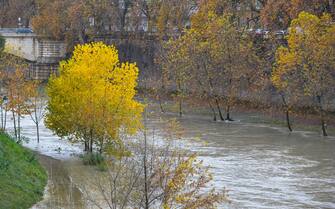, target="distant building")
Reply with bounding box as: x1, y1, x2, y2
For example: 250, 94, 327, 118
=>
0, 28, 66, 80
